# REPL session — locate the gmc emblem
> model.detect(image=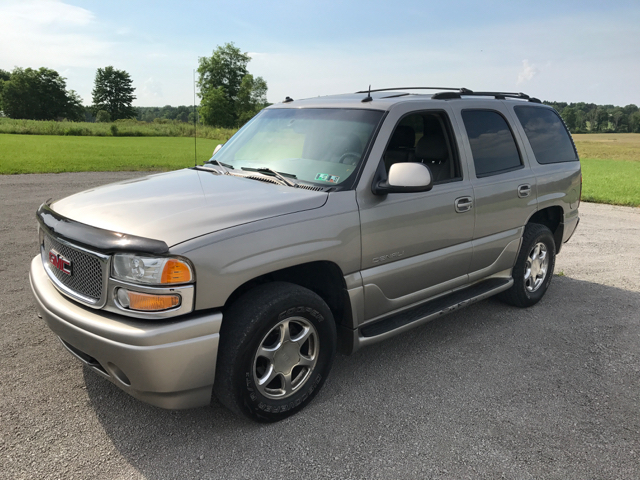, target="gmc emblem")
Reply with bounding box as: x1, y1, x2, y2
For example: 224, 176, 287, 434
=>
49, 250, 72, 275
